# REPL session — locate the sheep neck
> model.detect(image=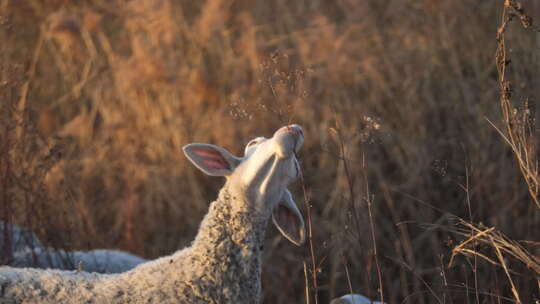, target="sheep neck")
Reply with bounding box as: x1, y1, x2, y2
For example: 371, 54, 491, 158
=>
189, 187, 269, 301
